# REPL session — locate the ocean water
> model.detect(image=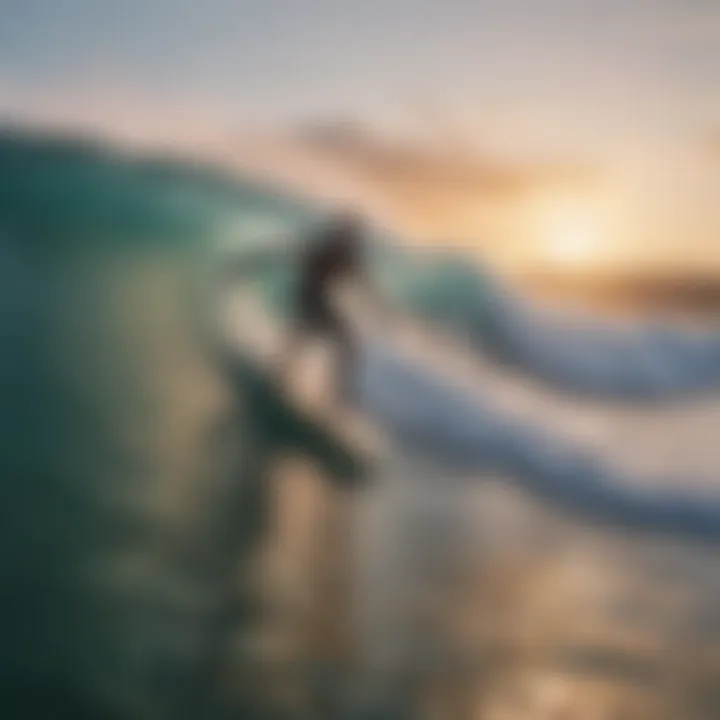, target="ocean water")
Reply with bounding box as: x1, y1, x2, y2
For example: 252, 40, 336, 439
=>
1, 130, 720, 719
